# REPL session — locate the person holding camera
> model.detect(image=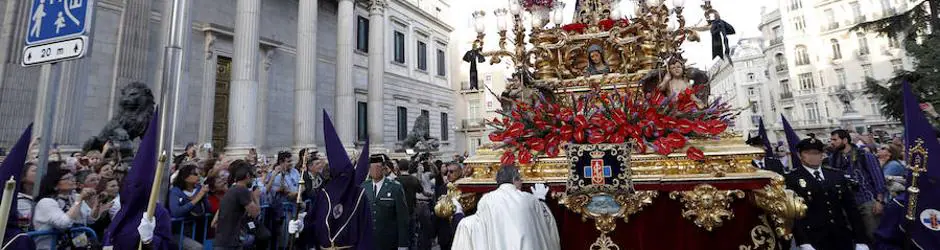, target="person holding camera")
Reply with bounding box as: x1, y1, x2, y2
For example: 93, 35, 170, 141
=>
169, 163, 211, 250
32, 161, 98, 249
213, 160, 262, 250
829, 129, 887, 241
